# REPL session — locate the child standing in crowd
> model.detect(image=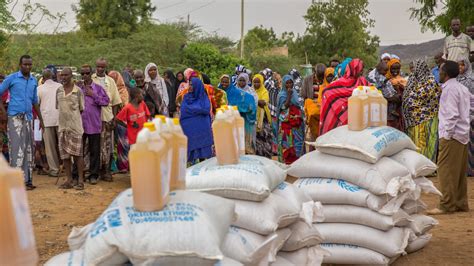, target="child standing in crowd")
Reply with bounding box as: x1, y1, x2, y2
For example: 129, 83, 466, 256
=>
116, 87, 150, 146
